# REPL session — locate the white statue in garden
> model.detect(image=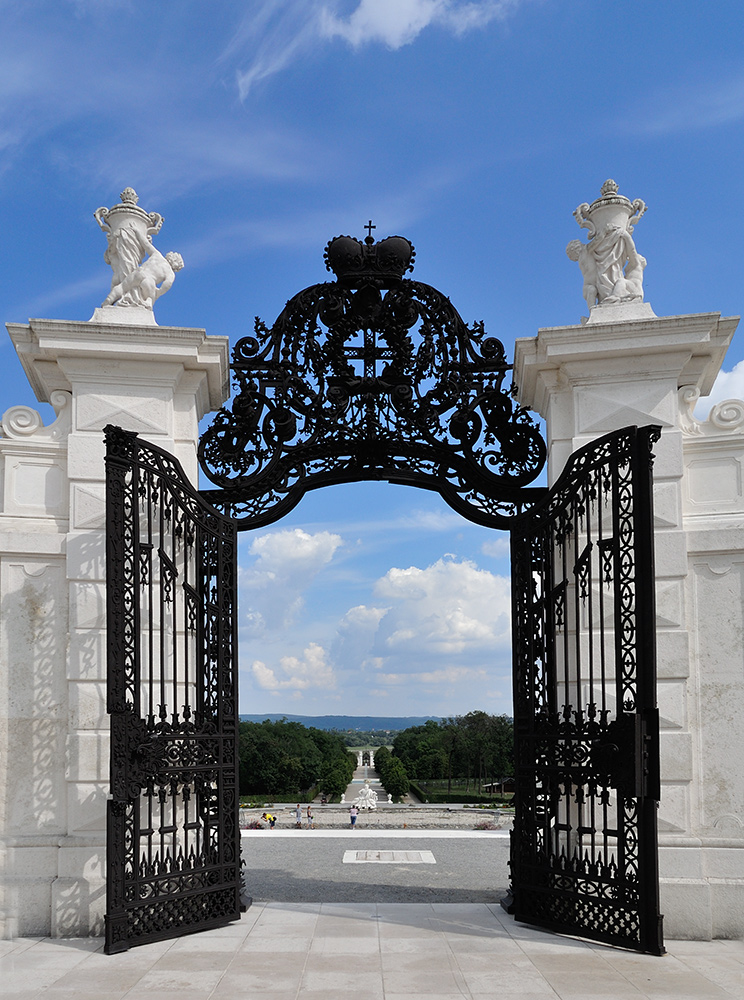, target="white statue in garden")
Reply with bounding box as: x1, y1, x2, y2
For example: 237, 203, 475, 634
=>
353, 779, 378, 811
